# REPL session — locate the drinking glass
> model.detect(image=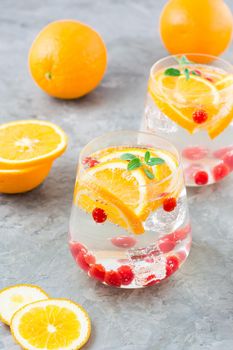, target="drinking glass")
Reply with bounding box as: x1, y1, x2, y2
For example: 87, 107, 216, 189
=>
142, 54, 233, 186
69, 131, 191, 288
